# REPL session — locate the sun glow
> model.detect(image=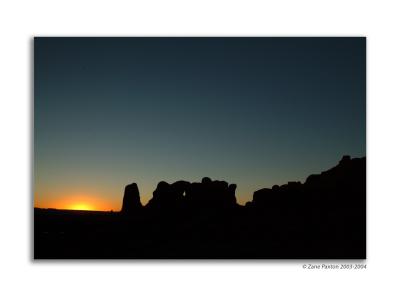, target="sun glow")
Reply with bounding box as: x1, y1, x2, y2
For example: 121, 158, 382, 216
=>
35, 192, 118, 212
68, 203, 93, 211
